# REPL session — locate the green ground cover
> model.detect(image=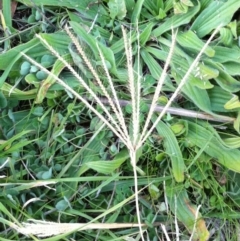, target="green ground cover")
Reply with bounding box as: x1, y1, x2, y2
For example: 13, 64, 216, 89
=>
1, 0, 240, 240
